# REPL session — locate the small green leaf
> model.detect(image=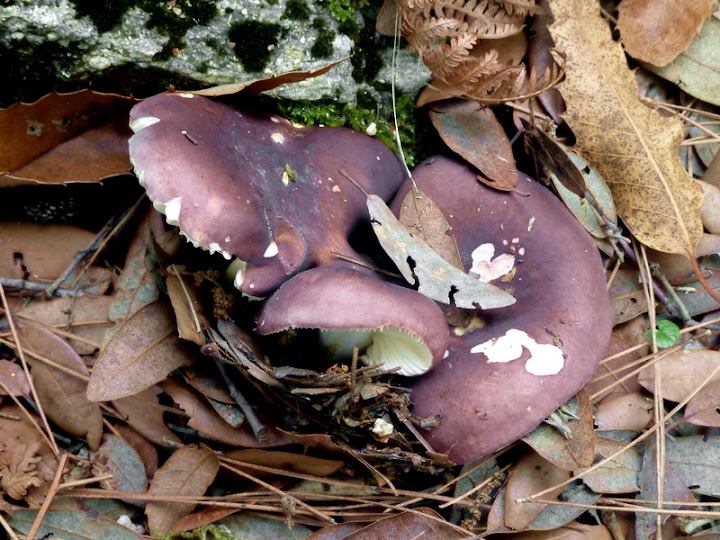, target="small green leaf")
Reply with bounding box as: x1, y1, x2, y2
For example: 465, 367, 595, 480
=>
645, 320, 680, 349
